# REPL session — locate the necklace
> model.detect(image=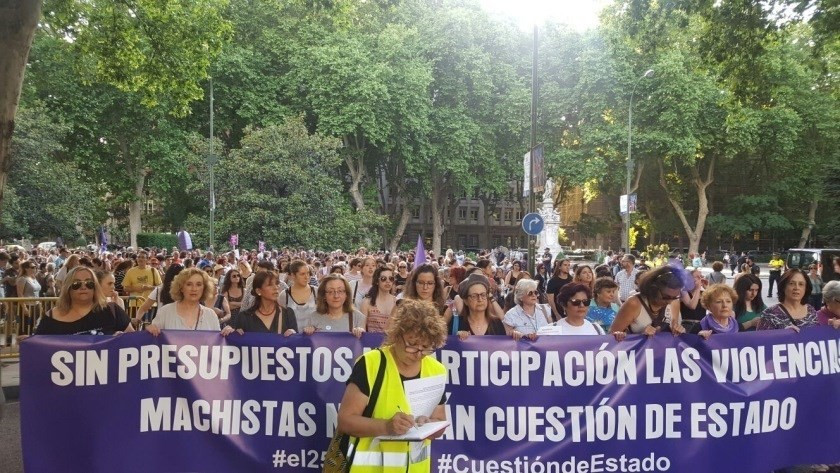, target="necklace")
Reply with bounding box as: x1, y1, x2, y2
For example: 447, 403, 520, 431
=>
257, 304, 275, 317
